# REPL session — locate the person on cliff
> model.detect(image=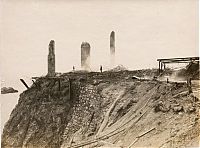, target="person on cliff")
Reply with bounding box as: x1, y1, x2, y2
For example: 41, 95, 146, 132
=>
100, 65, 103, 73
187, 77, 192, 94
